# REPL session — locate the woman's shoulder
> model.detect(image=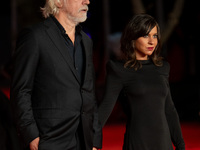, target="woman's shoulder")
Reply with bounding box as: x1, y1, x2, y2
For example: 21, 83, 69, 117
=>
162, 60, 170, 70
106, 59, 127, 74
108, 59, 129, 69
156, 60, 170, 76
107, 59, 125, 67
